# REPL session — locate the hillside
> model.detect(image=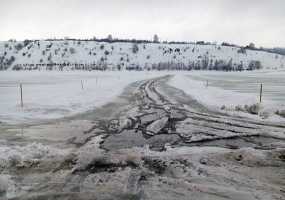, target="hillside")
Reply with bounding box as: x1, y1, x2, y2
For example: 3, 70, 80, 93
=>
0, 39, 285, 71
